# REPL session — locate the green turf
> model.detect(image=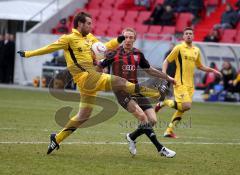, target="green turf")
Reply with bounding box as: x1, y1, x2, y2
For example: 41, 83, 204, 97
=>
0, 88, 240, 175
